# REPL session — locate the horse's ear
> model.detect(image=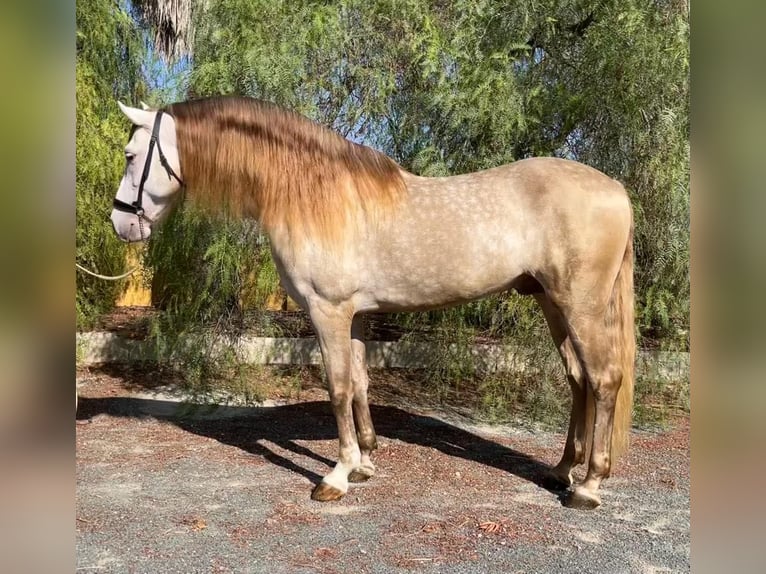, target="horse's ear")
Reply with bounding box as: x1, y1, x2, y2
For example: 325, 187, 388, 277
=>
139, 101, 151, 111
118, 101, 154, 127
